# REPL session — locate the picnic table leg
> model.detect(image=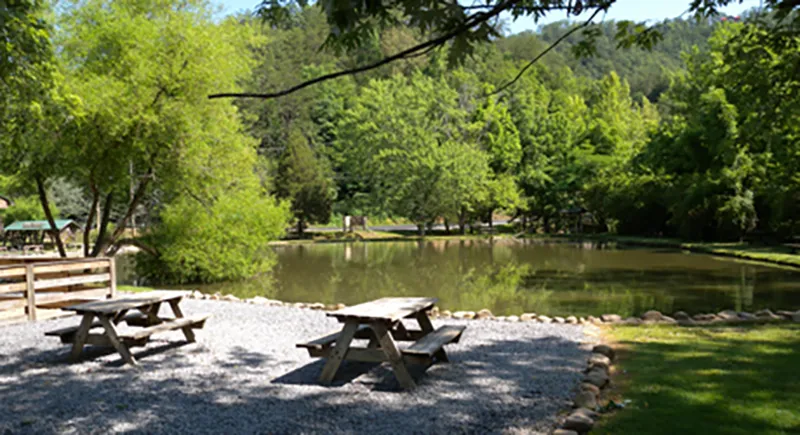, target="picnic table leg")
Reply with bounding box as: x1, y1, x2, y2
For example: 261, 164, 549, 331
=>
167, 299, 195, 343
319, 321, 359, 384
70, 313, 95, 362
97, 314, 138, 366
414, 311, 449, 363
372, 321, 416, 389
143, 302, 162, 324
